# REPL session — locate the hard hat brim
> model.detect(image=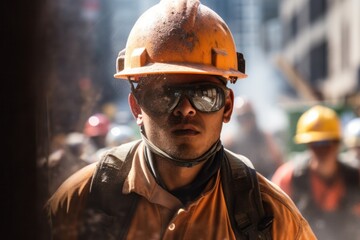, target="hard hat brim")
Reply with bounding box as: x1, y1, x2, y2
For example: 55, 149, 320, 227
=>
114, 62, 247, 80
294, 132, 341, 144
